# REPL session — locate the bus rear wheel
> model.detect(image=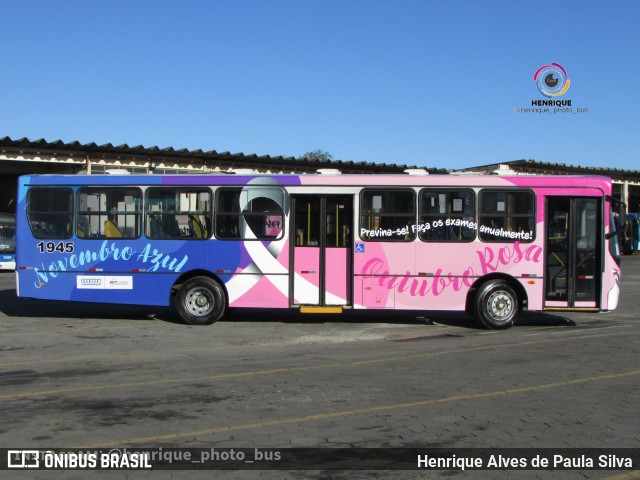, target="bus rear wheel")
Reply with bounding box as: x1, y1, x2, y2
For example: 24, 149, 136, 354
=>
473, 280, 518, 329
176, 276, 226, 325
